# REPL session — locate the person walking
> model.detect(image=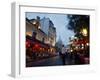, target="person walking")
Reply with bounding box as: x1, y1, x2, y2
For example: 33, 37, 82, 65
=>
61, 45, 66, 65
